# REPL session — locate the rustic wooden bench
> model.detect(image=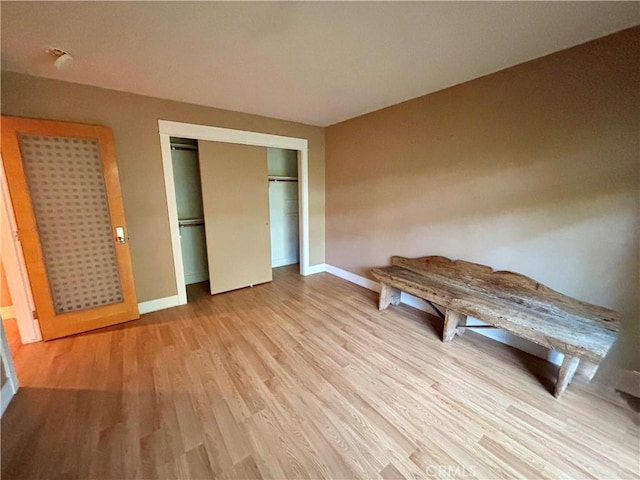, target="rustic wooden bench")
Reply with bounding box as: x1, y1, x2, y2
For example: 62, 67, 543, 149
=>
371, 256, 620, 397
